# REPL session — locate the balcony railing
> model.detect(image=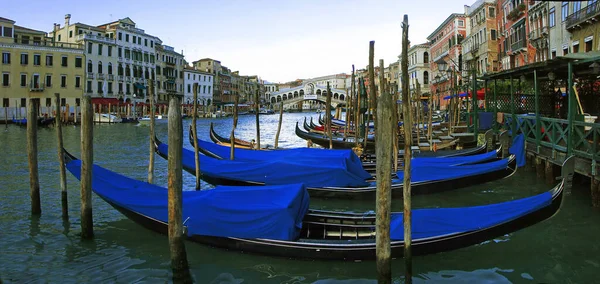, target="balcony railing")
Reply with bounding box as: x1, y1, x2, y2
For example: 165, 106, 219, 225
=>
87, 73, 94, 79
566, 2, 600, 29
108, 74, 114, 81
29, 82, 45, 91
511, 39, 527, 52
75, 33, 117, 44
126, 77, 132, 83
117, 75, 124, 81
98, 74, 105, 80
